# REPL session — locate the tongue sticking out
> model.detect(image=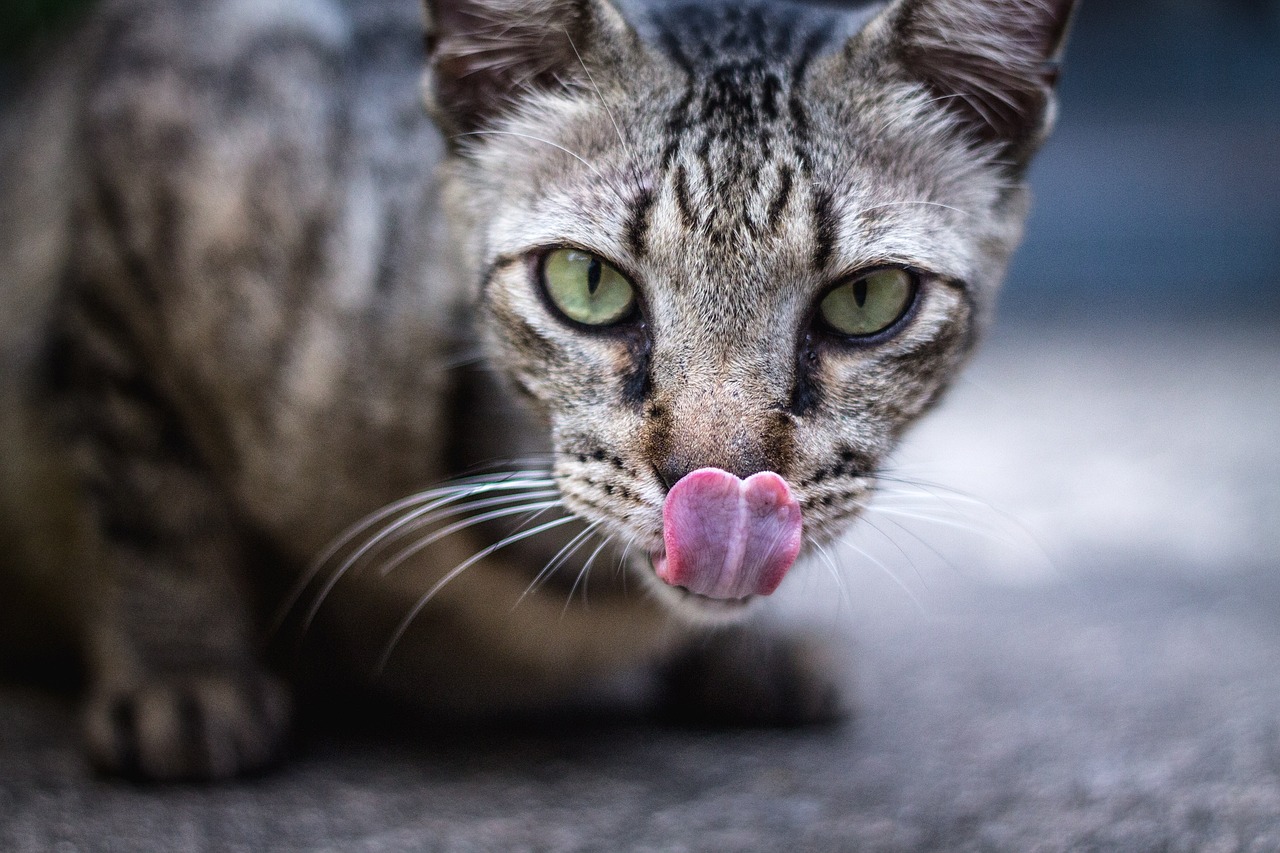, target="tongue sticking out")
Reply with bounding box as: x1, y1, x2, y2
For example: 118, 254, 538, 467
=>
654, 468, 803, 600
